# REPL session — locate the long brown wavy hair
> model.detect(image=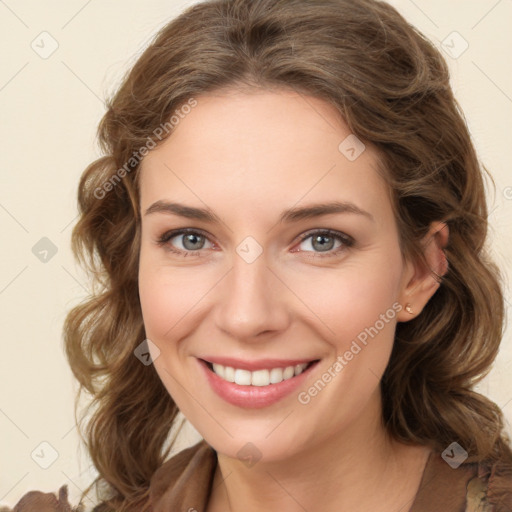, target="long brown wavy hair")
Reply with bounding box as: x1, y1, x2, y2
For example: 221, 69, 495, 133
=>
64, 0, 512, 510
